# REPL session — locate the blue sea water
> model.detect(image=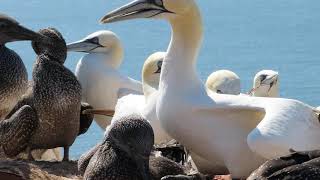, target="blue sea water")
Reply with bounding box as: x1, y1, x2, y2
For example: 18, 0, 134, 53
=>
1, 0, 320, 159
